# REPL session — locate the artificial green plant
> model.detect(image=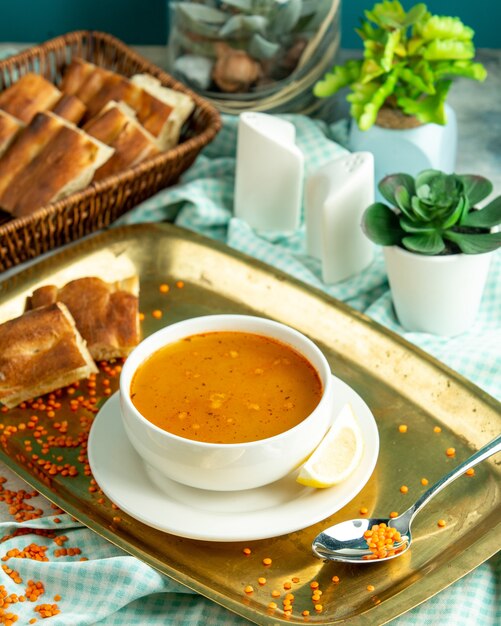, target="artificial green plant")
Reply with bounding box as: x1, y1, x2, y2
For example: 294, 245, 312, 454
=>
314, 0, 487, 130
361, 170, 501, 255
